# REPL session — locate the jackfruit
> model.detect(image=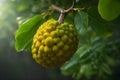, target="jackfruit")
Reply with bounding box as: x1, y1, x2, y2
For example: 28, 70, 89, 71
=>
32, 19, 78, 68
